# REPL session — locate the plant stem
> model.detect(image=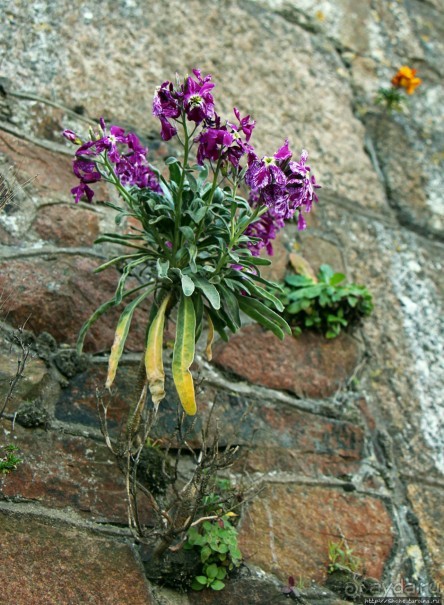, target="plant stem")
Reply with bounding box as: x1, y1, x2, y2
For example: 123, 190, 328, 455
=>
173, 114, 190, 261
